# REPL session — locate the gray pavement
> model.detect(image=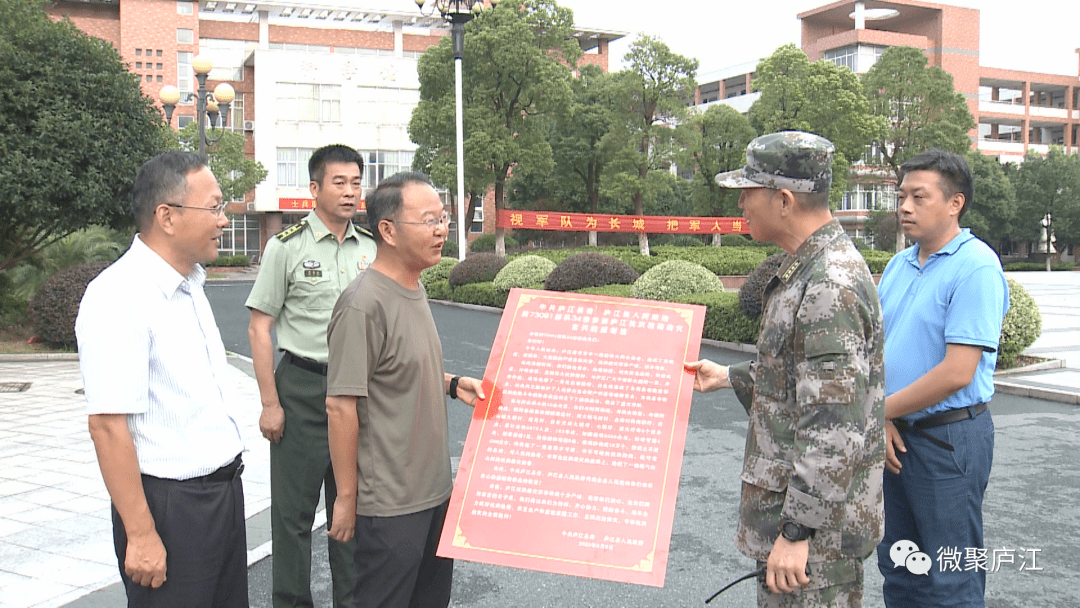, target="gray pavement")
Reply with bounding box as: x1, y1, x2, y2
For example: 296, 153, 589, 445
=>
0, 269, 1076, 607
